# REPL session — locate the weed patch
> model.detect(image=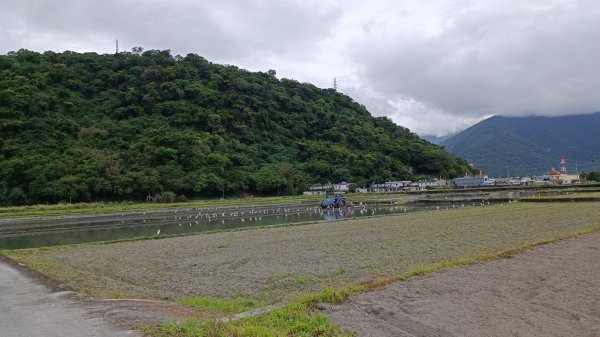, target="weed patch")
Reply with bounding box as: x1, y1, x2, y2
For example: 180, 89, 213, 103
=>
296, 275, 312, 285
180, 297, 262, 314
